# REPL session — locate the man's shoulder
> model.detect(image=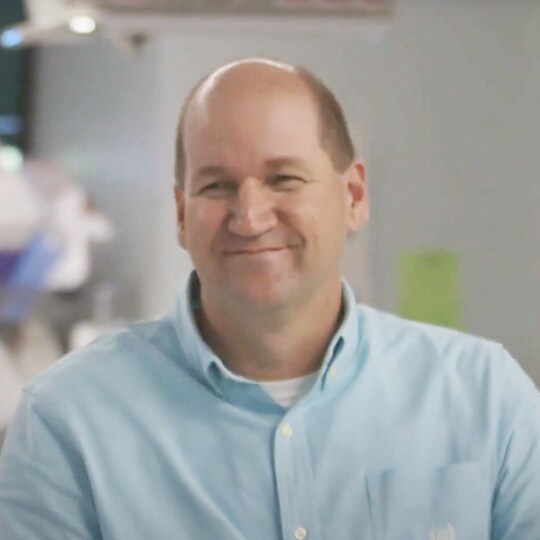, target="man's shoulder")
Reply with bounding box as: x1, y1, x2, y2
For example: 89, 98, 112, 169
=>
356, 304, 539, 411
26, 314, 179, 403
357, 303, 496, 350
356, 303, 507, 373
